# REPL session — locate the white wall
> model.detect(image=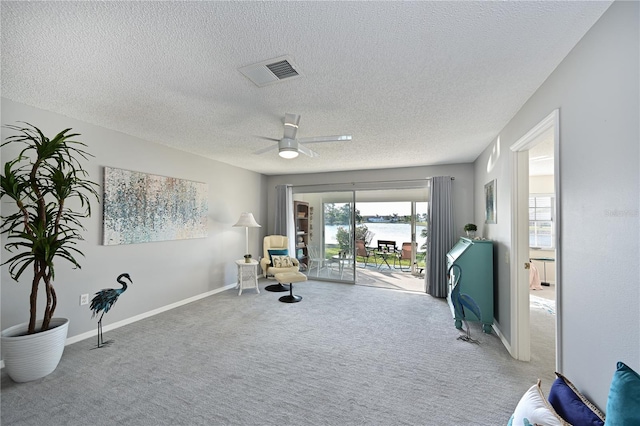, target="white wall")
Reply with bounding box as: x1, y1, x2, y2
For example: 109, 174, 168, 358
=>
529, 175, 554, 194
1, 99, 268, 339
474, 1, 639, 410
